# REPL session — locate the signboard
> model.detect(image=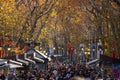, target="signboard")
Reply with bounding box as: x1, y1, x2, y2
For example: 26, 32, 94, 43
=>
113, 64, 120, 79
